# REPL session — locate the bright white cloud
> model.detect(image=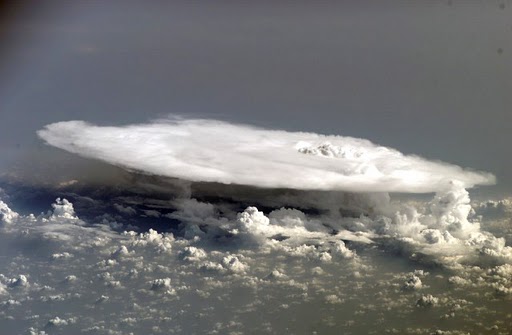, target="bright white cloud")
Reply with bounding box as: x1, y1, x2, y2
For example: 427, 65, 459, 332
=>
0, 200, 19, 225
37, 119, 495, 193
